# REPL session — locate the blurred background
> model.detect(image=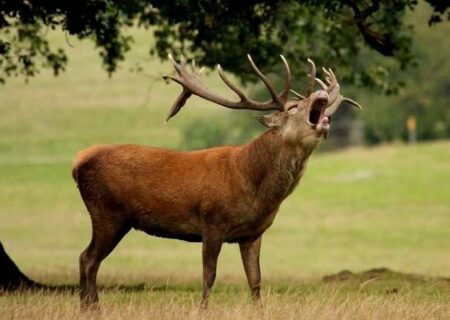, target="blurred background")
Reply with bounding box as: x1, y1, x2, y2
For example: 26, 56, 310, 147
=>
0, 1, 449, 285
